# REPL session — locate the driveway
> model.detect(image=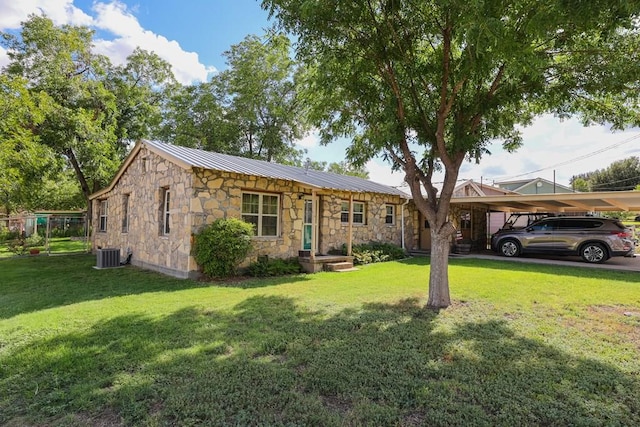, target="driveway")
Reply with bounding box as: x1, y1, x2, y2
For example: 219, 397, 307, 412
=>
457, 252, 640, 273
